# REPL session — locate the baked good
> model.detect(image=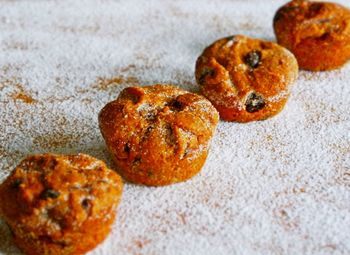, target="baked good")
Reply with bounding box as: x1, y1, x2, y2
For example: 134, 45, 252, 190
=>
0, 153, 123, 255
98, 84, 219, 186
195, 35, 298, 122
273, 0, 350, 71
